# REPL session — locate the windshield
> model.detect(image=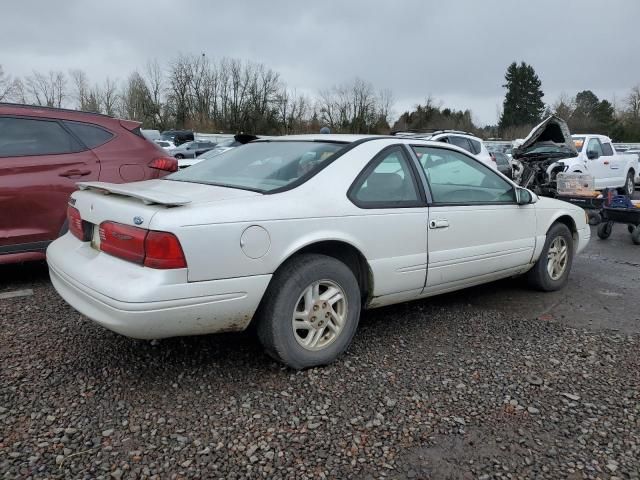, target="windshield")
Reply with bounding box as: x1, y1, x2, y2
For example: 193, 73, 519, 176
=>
573, 136, 585, 152
166, 141, 345, 192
